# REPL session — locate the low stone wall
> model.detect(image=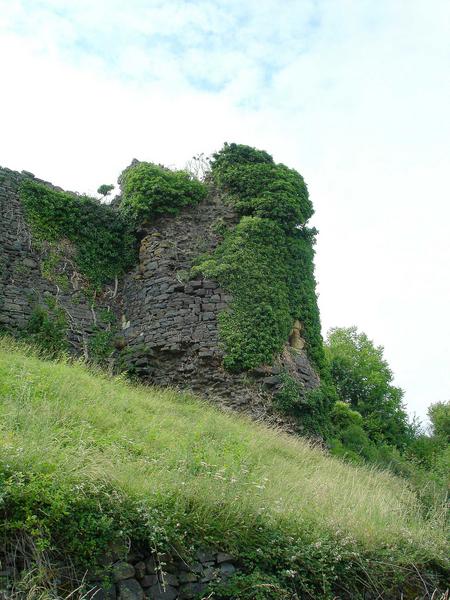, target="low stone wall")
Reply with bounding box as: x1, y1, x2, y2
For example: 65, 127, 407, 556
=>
0, 549, 238, 600
87, 550, 237, 600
